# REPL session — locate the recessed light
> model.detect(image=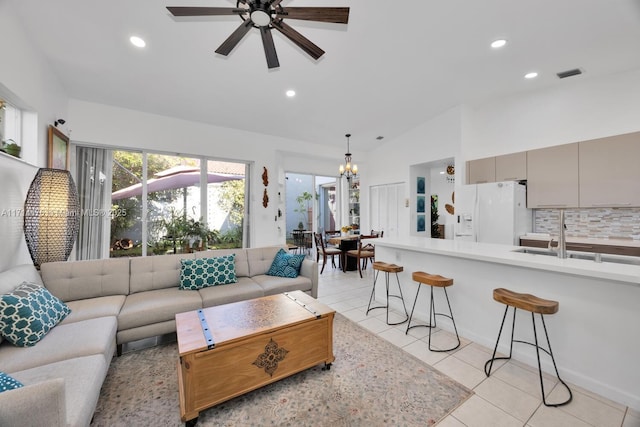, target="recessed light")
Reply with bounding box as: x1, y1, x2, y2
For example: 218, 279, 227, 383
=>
130, 36, 146, 48
491, 39, 507, 48
439, 171, 445, 175
286, 90, 296, 97
524, 72, 538, 79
